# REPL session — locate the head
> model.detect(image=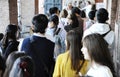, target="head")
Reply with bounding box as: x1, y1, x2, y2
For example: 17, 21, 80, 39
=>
9, 56, 35, 77
81, 33, 116, 77
67, 13, 79, 29
68, 2, 73, 10
3, 52, 27, 77
66, 30, 84, 70
1, 24, 18, 51
88, 10, 96, 20
91, 4, 96, 11
32, 14, 48, 33
48, 15, 59, 35
59, 9, 68, 18
49, 15, 59, 27
49, 7, 59, 16
96, 8, 109, 23
71, 7, 81, 16
80, 10, 86, 18
6, 24, 18, 40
